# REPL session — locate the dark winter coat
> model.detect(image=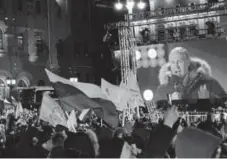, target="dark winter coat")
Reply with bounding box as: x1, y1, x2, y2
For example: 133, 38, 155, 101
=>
154, 57, 227, 107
